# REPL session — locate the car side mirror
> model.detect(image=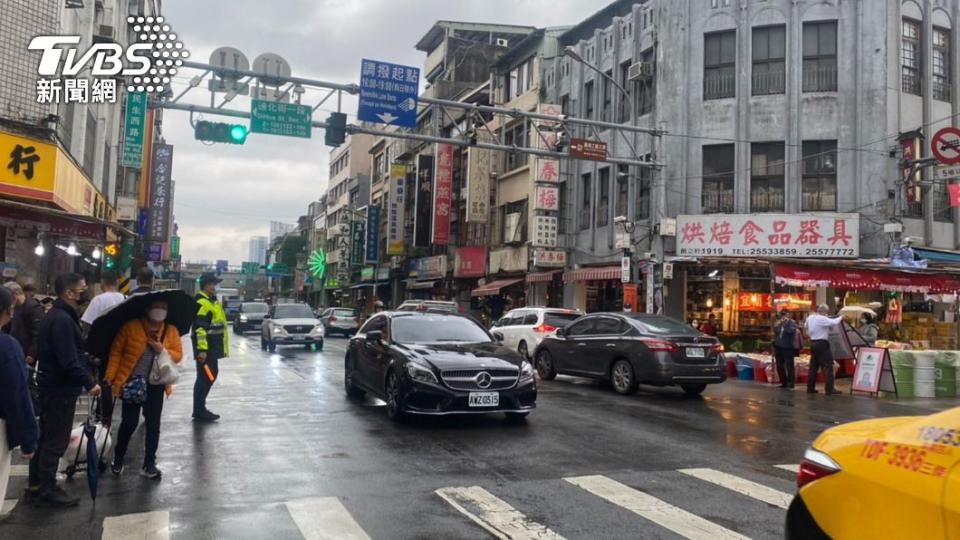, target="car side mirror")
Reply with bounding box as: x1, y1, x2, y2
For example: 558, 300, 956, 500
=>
555, 327, 566, 337
366, 330, 383, 343
263, 314, 271, 319
492, 331, 504, 342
